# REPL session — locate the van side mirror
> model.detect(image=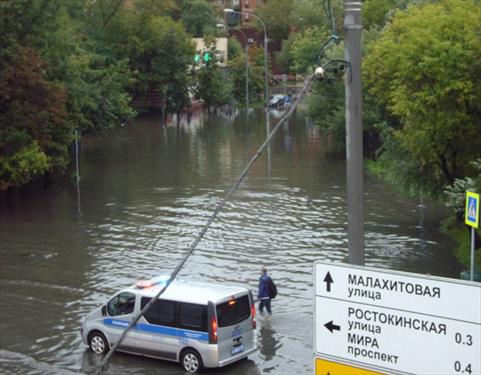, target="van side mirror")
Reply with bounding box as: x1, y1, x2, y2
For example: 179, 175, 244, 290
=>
101, 305, 107, 316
